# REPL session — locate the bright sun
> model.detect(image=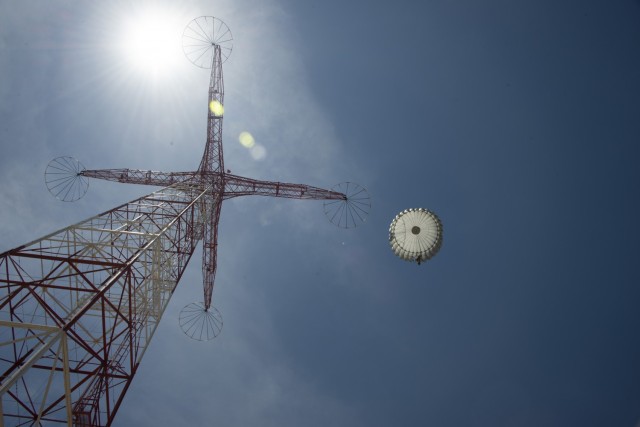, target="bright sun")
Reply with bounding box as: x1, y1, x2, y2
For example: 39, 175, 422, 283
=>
119, 10, 182, 77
